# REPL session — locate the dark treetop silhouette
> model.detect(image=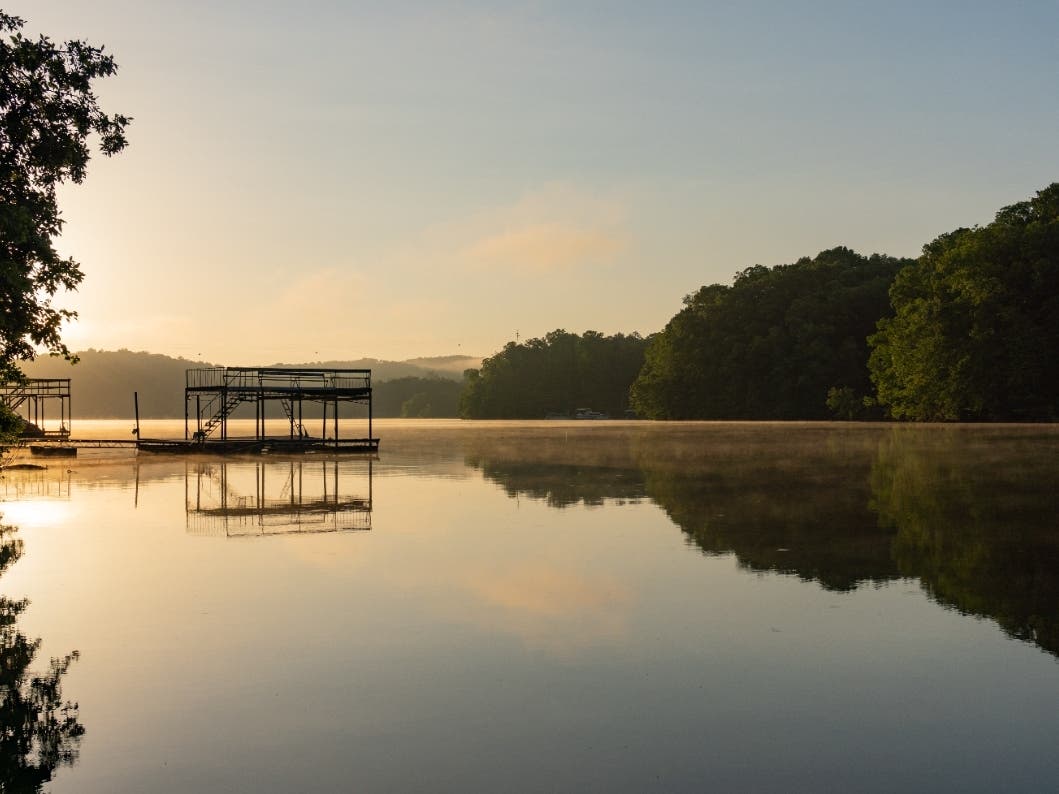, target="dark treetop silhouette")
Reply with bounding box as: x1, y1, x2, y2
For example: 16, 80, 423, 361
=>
0, 11, 129, 381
